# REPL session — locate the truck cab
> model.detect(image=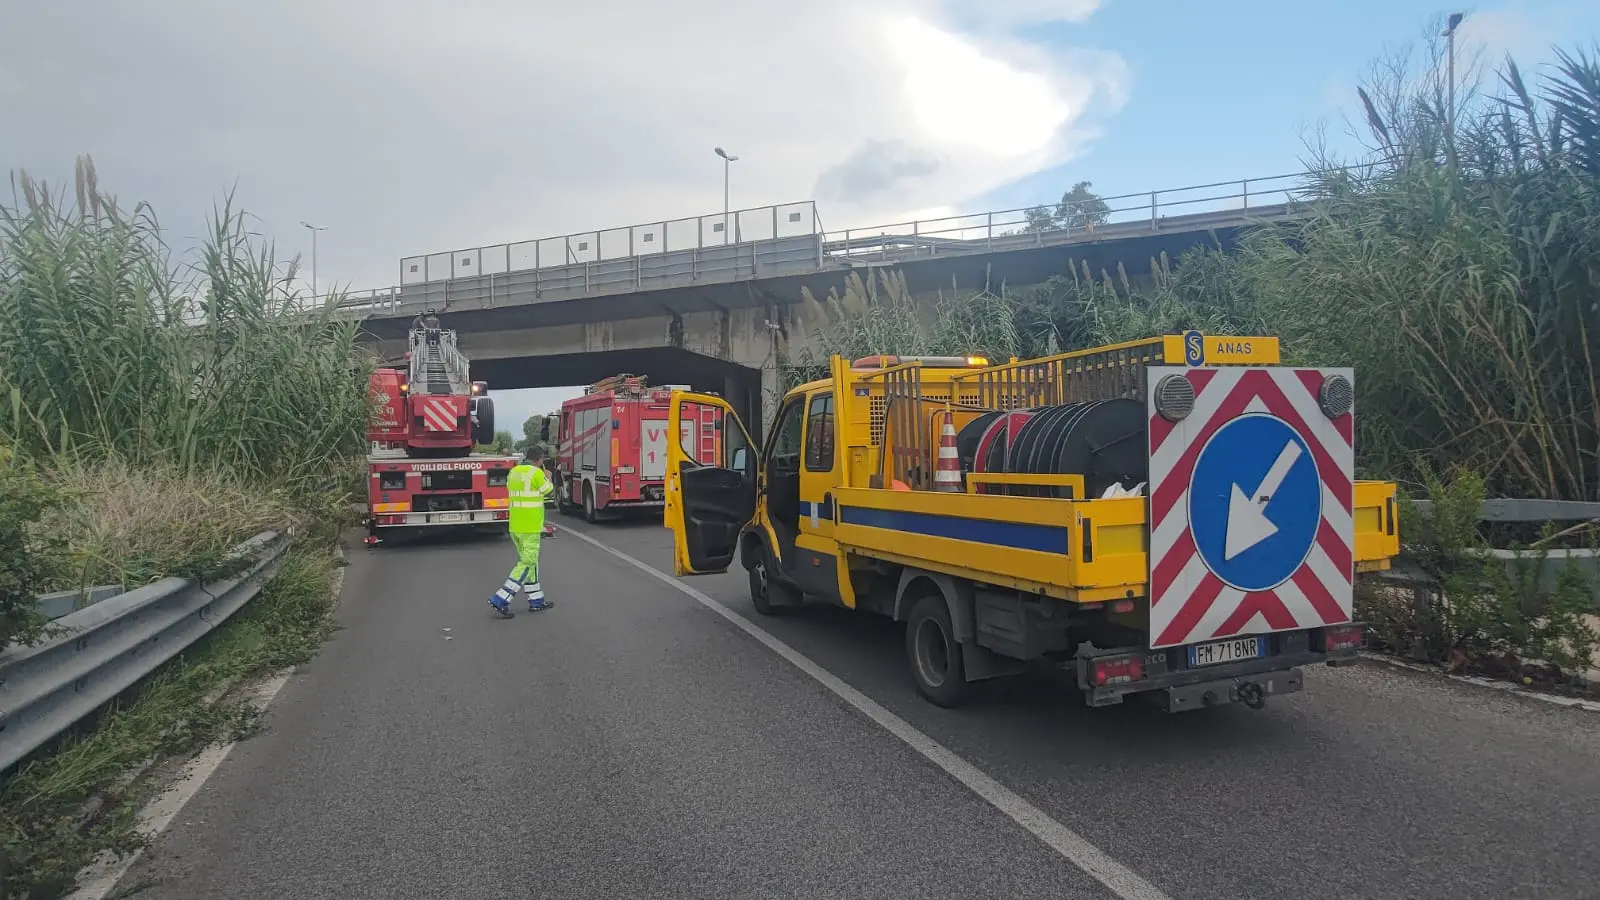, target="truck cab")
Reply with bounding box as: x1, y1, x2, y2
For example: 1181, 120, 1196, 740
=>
663, 337, 1402, 712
